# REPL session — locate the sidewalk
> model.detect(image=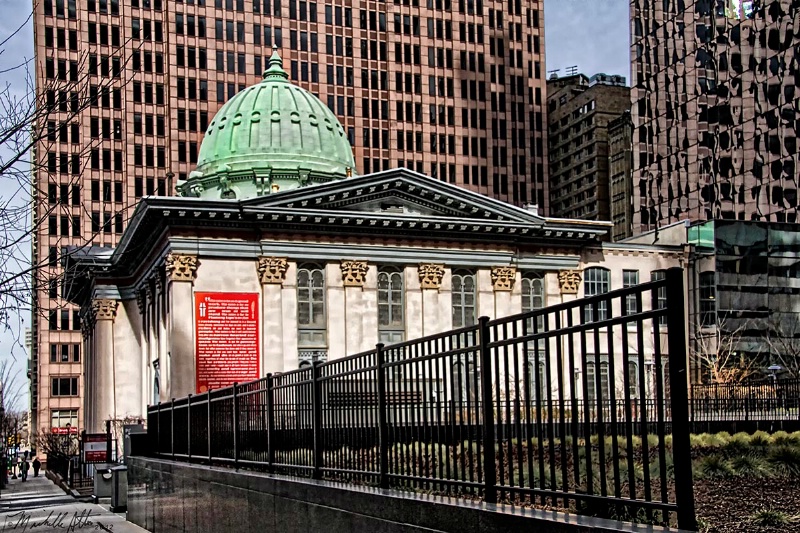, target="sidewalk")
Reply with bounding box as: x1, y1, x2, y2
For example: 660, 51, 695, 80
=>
0, 473, 150, 532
